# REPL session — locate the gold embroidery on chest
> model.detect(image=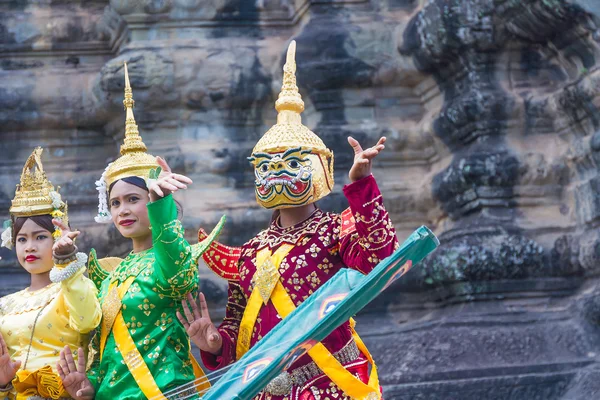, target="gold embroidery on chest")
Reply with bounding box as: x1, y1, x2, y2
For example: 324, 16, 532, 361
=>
287, 271, 305, 292
305, 243, 321, 258
252, 257, 281, 305
127, 282, 141, 299
278, 259, 291, 275
138, 298, 156, 316
1, 284, 59, 315
126, 316, 142, 334
307, 271, 321, 289
137, 334, 156, 351
101, 288, 121, 338
154, 312, 172, 332
317, 258, 333, 274
239, 264, 250, 281
290, 255, 308, 269
249, 210, 333, 249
